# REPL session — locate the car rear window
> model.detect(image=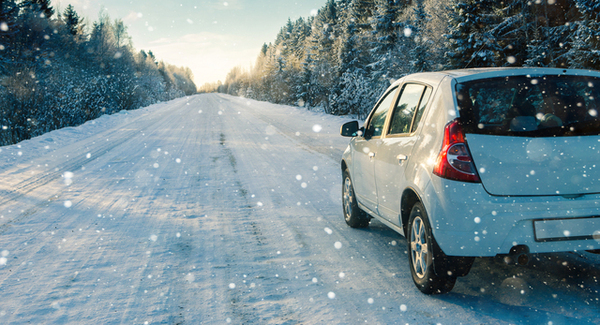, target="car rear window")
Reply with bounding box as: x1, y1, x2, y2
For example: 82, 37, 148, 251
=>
456, 75, 600, 137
